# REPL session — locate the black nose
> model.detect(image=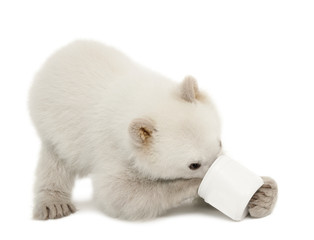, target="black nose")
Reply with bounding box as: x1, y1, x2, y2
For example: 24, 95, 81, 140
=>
189, 163, 201, 170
